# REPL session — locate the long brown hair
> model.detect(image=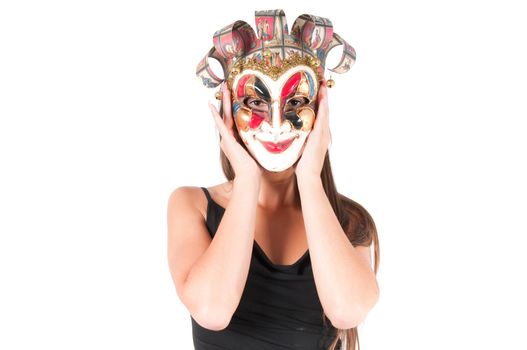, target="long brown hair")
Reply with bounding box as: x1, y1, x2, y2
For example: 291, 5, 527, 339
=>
218, 104, 380, 350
